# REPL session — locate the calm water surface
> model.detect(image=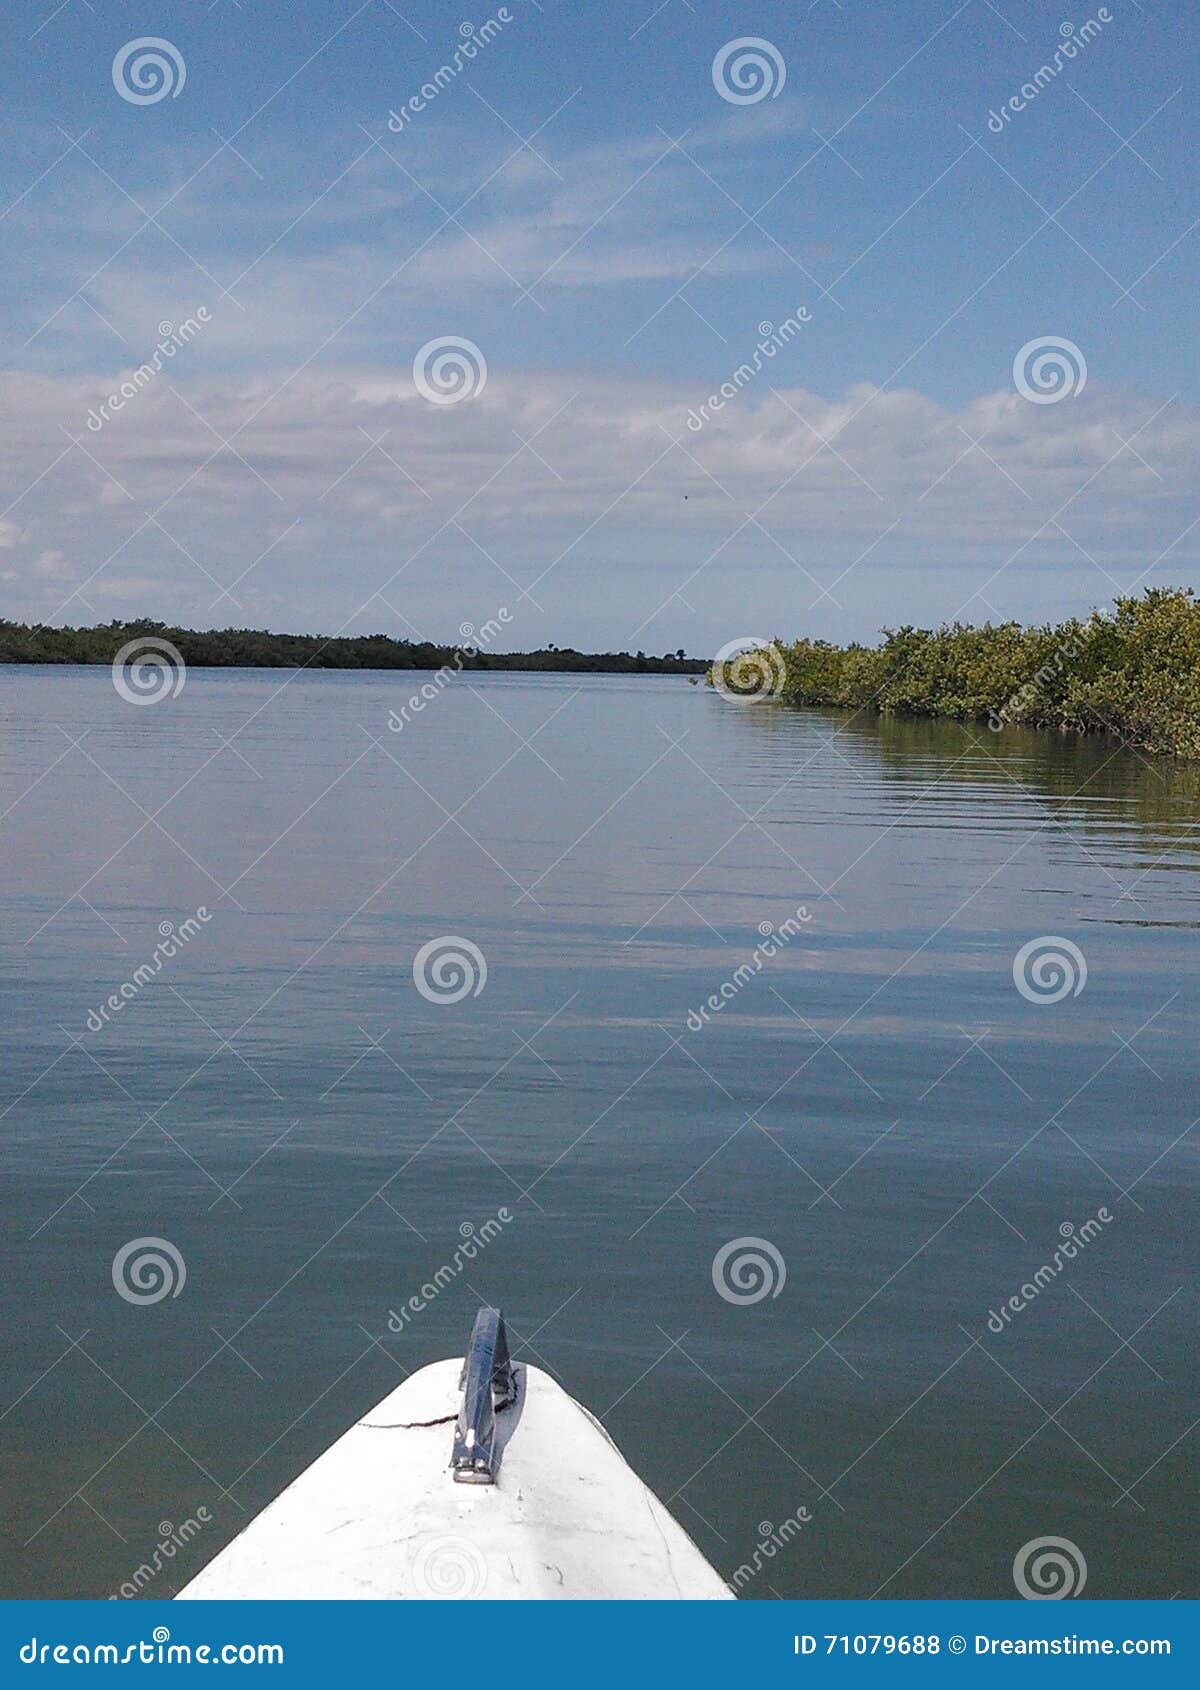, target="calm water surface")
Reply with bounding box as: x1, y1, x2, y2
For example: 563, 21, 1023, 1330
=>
0, 667, 1196, 1599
